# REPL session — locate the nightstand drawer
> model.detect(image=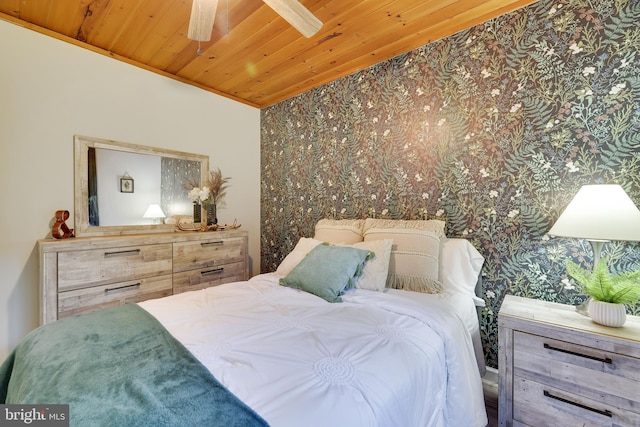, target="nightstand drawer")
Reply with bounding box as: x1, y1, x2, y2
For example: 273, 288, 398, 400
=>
513, 331, 640, 406
513, 376, 640, 427
58, 244, 173, 291
173, 260, 246, 294
173, 237, 246, 273
499, 296, 640, 427
58, 274, 173, 318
